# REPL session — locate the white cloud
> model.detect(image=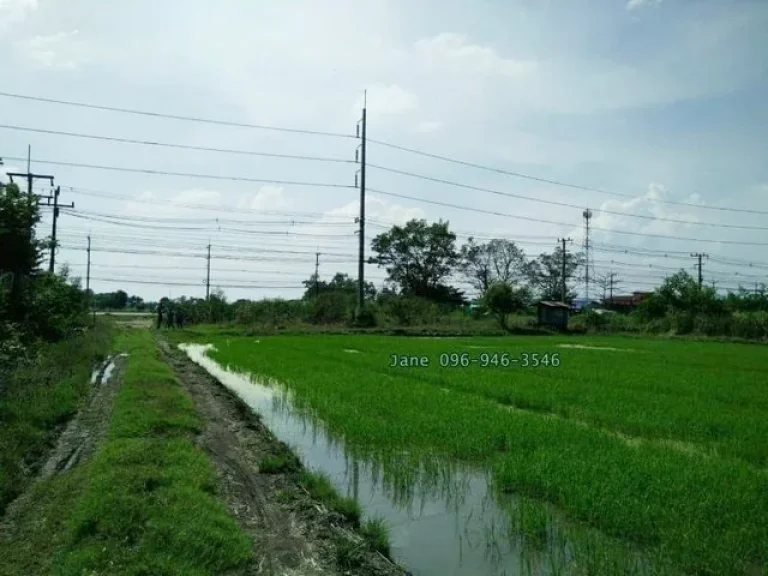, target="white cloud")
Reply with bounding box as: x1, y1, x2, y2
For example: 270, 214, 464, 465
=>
327, 195, 425, 226
355, 83, 418, 117
0, 0, 37, 33
237, 186, 292, 212
414, 33, 537, 77
627, 0, 662, 11
588, 182, 702, 242
15, 29, 91, 69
